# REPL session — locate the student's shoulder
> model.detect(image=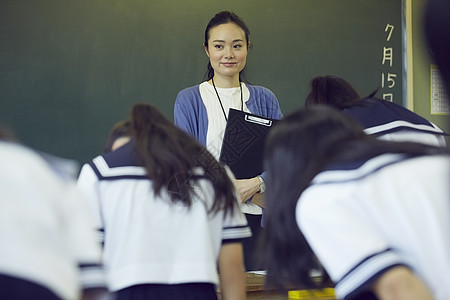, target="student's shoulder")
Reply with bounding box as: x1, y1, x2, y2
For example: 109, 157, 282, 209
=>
97, 141, 142, 168
83, 141, 145, 178
359, 97, 411, 112
1, 141, 41, 163
1, 141, 61, 179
